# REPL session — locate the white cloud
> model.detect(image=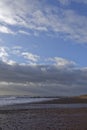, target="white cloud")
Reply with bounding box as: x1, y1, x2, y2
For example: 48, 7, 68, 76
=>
0, 26, 14, 34
0, 46, 76, 67
48, 57, 76, 68
0, 46, 17, 65
18, 30, 30, 35
0, 47, 8, 62
0, 46, 41, 65
0, 0, 86, 43
11, 46, 22, 55
7, 60, 17, 65
22, 52, 40, 62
